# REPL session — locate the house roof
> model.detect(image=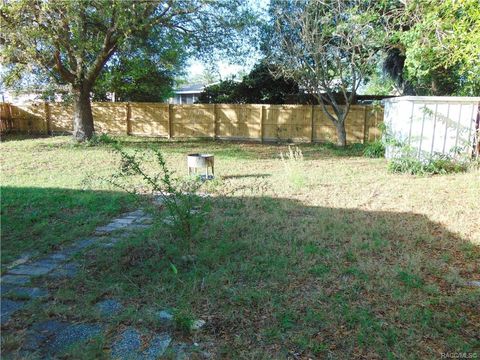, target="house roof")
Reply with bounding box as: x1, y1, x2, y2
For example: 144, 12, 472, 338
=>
174, 83, 206, 94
